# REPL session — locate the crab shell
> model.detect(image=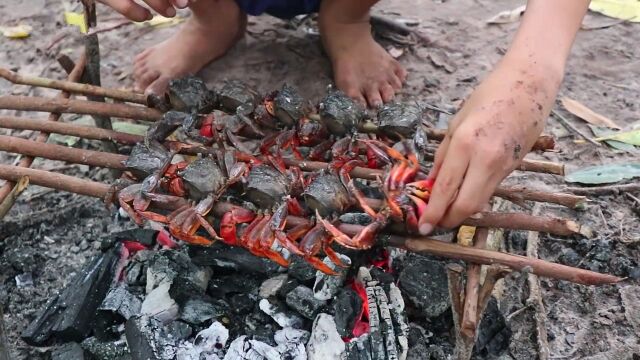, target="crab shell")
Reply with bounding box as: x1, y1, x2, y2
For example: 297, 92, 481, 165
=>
168, 76, 217, 113
244, 164, 291, 209
377, 103, 423, 139
217, 80, 260, 115
180, 157, 226, 201
318, 90, 365, 136
302, 173, 351, 217
124, 142, 170, 179
273, 84, 304, 127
